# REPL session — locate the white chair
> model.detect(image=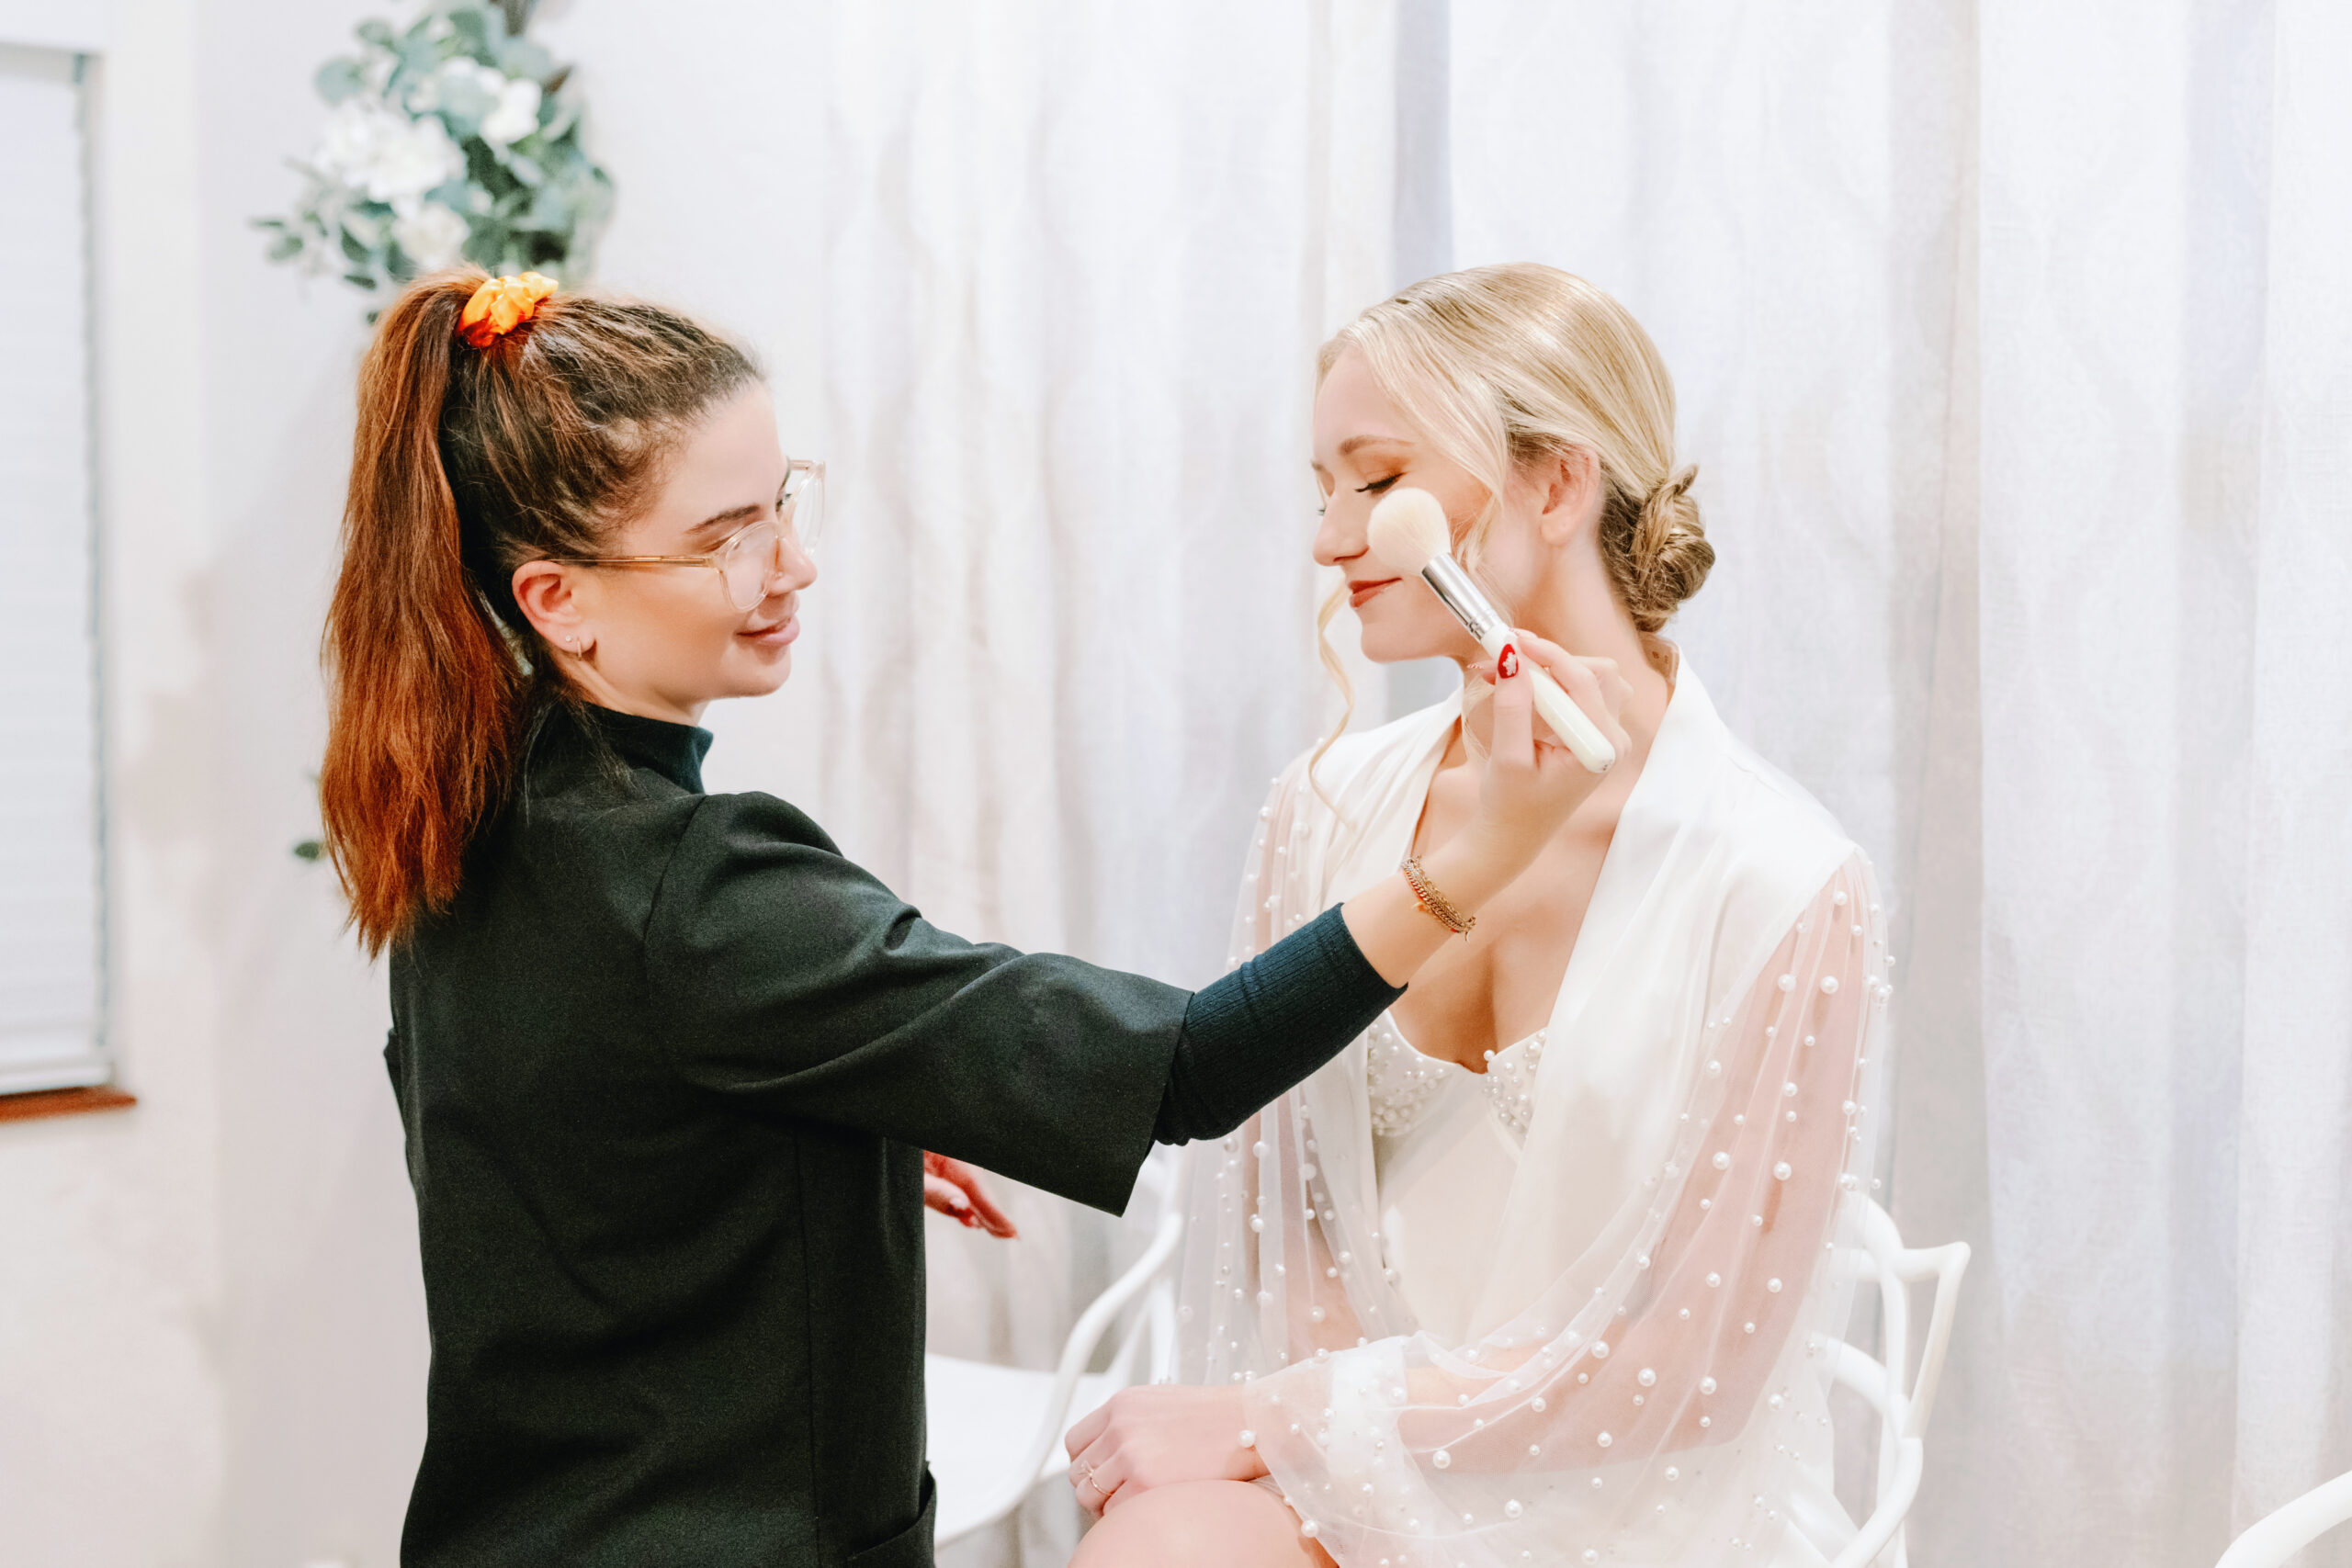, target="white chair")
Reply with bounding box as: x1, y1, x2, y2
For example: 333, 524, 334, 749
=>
926, 1146, 1190, 1546
2215, 1470, 2352, 1568
1791, 1199, 1971, 1568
